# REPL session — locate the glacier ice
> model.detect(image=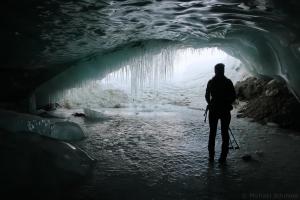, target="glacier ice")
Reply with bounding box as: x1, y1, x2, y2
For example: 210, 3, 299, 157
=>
35, 47, 244, 108
83, 108, 110, 120
0, 109, 85, 141
0, 129, 95, 193
52, 48, 248, 110
34, 40, 177, 107
34, 32, 300, 109
2, 0, 300, 105
59, 83, 129, 109
50, 121, 85, 141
